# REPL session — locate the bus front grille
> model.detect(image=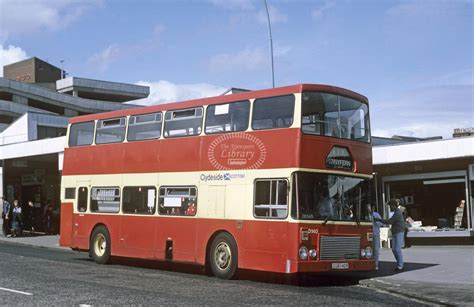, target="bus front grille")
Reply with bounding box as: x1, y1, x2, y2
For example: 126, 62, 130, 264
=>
319, 235, 361, 261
